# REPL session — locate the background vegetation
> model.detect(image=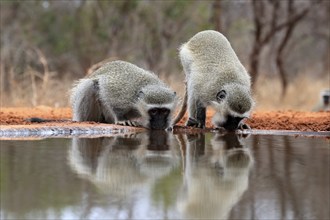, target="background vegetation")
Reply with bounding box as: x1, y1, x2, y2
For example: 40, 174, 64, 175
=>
0, 0, 329, 110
